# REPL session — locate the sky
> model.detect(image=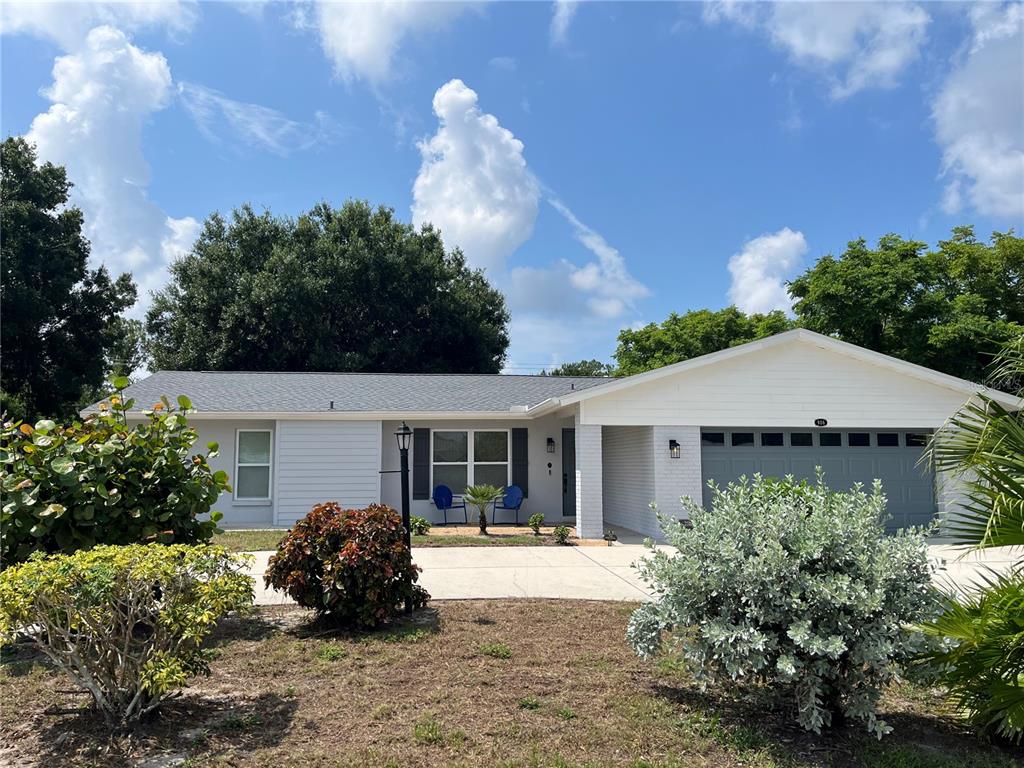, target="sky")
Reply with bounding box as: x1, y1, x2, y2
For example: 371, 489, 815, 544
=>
2, 1, 1022, 373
